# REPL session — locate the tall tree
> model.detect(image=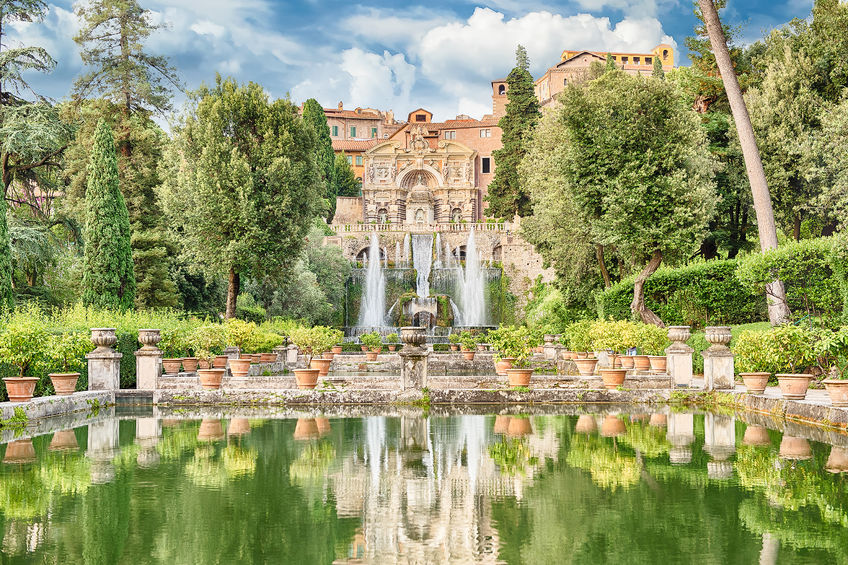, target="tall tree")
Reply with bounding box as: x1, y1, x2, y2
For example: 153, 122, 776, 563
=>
333, 153, 360, 197
0, 194, 11, 310
70, 1, 181, 308
652, 56, 665, 79
697, 0, 791, 324
486, 44, 540, 219
159, 76, 323, 319
302, 99, 336, 220
81, 120, 135, 309
534, 71, 718, 326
